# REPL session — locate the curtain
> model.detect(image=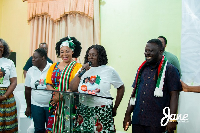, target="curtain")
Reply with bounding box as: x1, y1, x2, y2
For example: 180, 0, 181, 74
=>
177, 0, 200, 133
26, 0, 100, 63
